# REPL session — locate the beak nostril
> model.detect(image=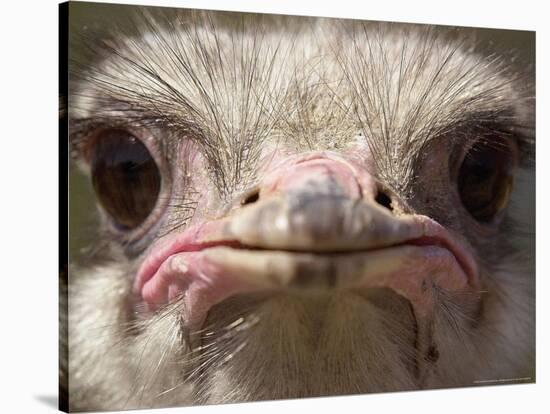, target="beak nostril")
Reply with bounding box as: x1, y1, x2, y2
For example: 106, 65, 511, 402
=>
241, 189, 260, 206
375, 189, 393, 211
